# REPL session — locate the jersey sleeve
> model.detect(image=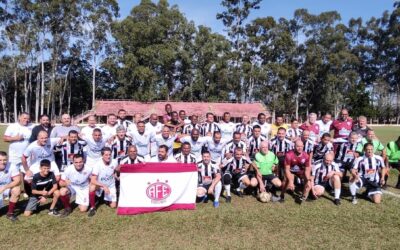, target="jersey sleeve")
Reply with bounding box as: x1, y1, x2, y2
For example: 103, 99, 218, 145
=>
22, 144, 33, 157
31, 175, 38, 190
50, 172, 57, 185
51, 162, 60, 176
91, 165, 99, 176
4, 124, 16, 136
273, 153, 279, 165
10, 165, 20, 178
